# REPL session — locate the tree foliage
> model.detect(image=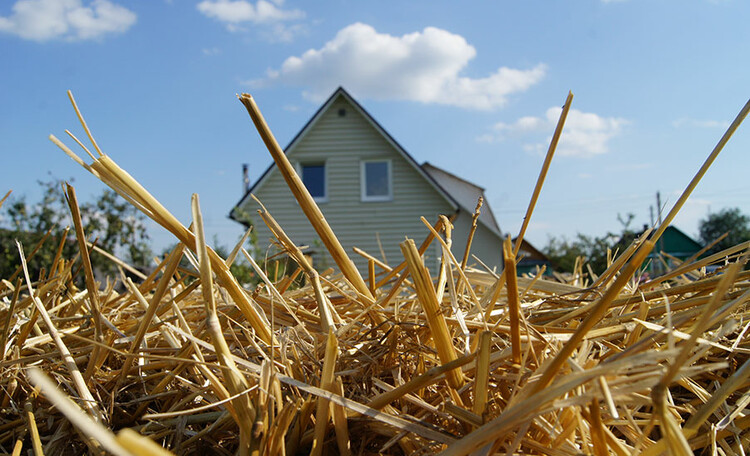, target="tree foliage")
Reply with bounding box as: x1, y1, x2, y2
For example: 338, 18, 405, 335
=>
0, 178, 152, 280
161, 232, 282, 290
698, 207, 750, 255
543, 213, 638, 276
544, 233, 609, 275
